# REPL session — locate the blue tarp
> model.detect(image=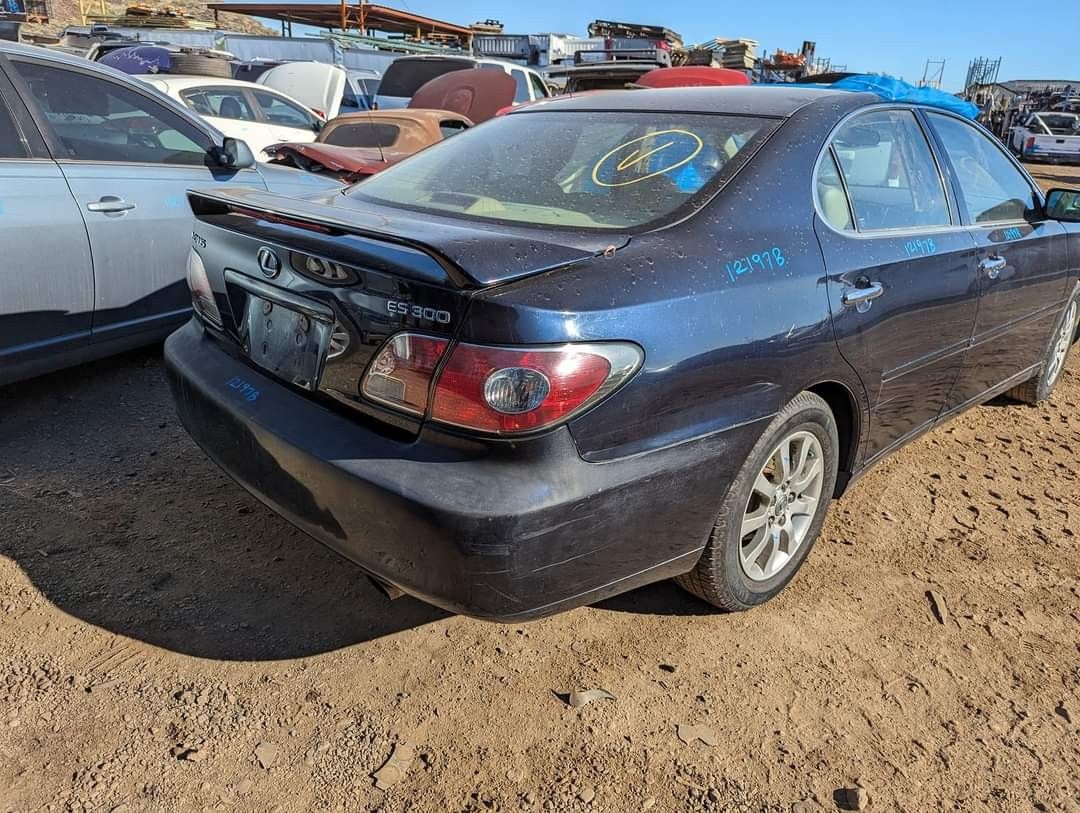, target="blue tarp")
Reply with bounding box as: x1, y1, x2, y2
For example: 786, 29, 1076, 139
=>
829, 74, 979, 119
